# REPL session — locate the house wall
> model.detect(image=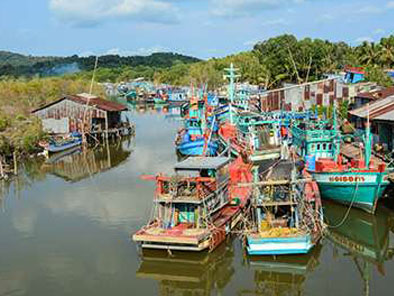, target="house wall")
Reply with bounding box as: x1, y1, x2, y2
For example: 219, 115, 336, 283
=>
34, 99, 107, 133
259, 79, 375, 112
